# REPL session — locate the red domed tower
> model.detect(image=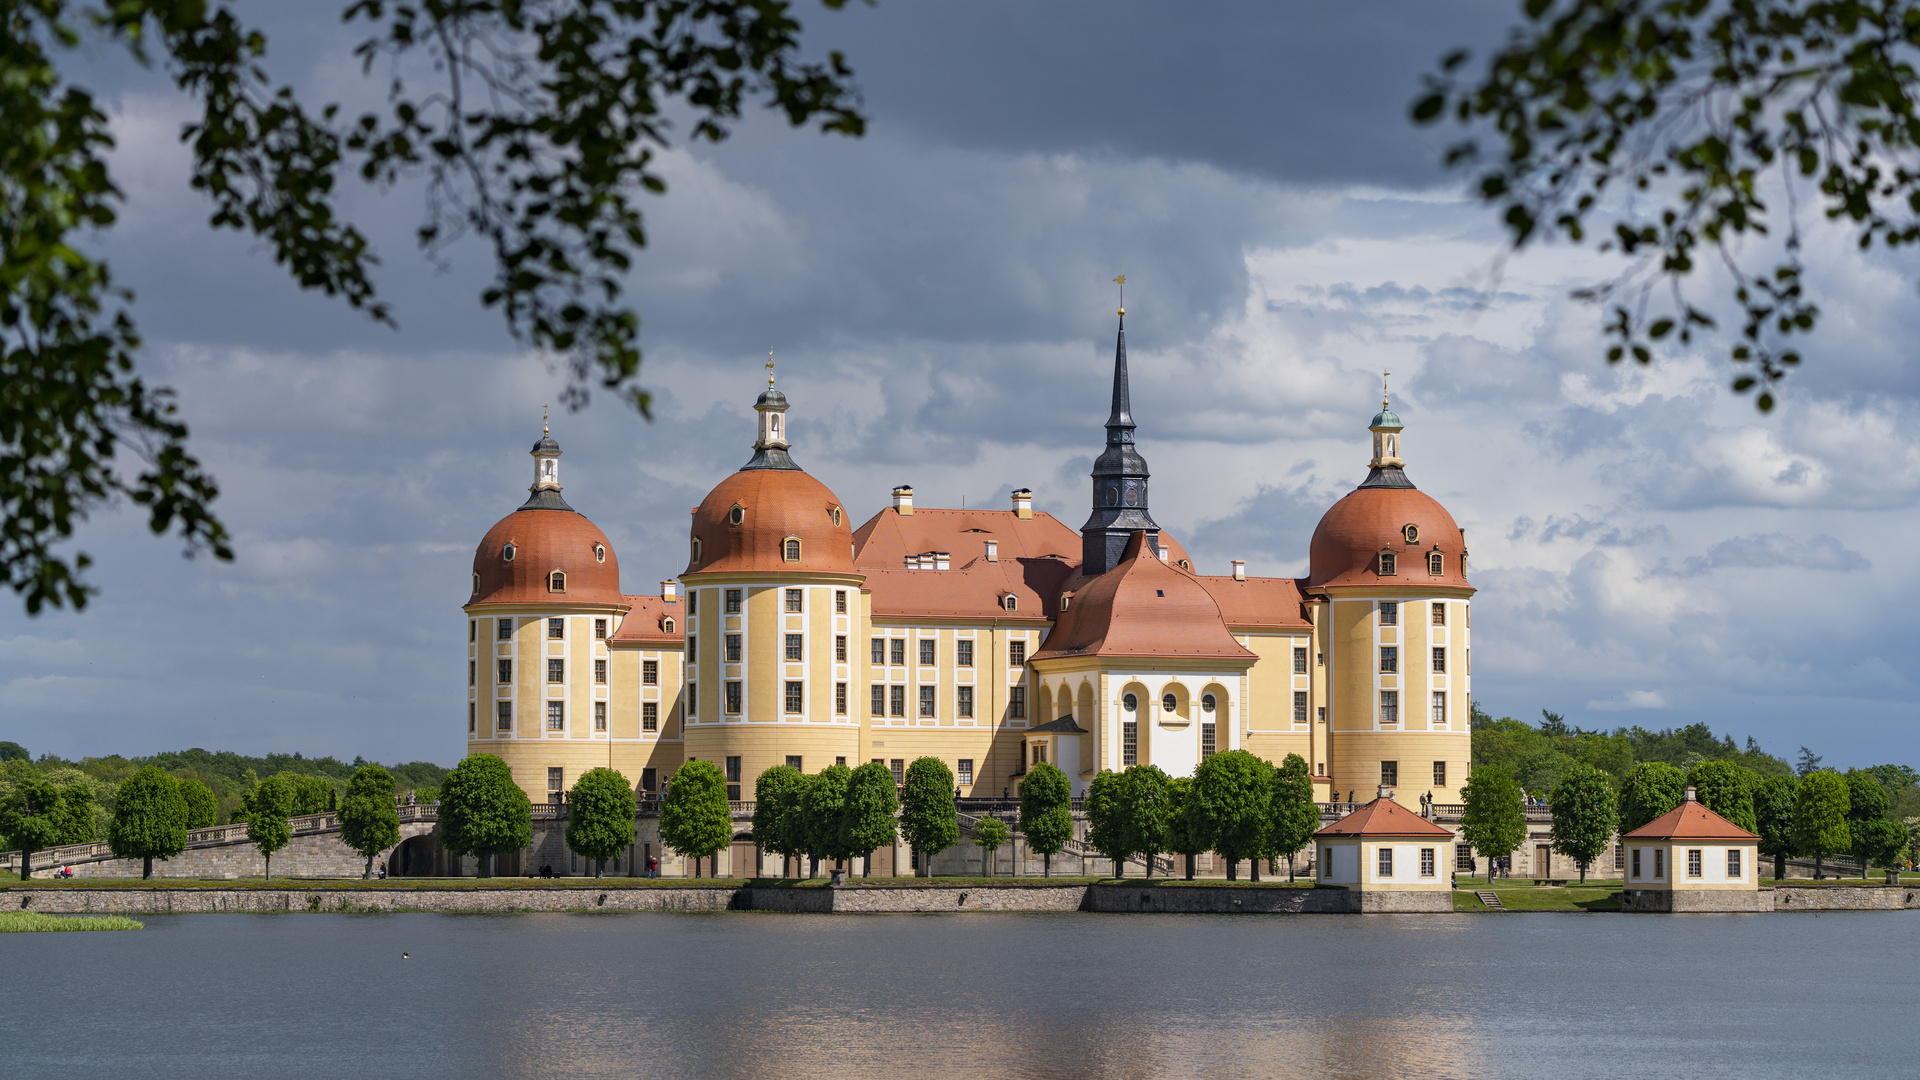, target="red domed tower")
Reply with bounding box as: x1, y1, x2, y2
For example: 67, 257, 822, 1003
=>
1306, 390, 1473, 806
